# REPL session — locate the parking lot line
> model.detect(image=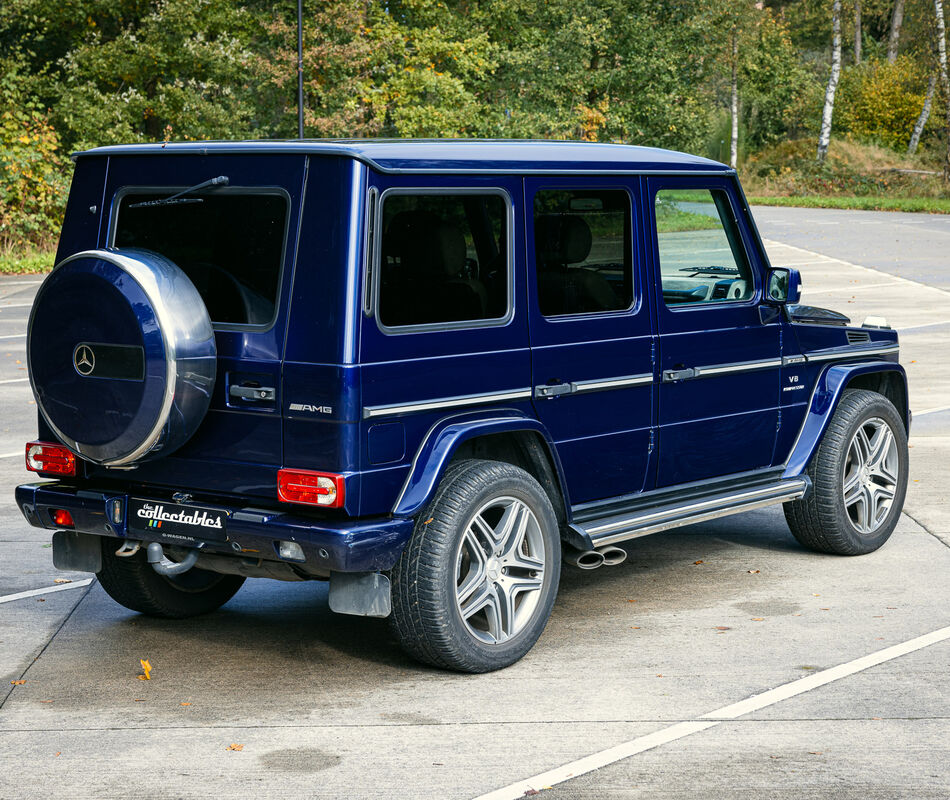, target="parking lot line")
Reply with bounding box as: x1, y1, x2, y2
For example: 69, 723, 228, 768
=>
0, 303, 34, 309
0, 451, 22, 459
0, 579, 93, 605
805, 281, 901, 295
898, 320, 950, 332
915, 404, 950, 417
472, 624, 950, 800
0, 333, 25, 340
0, 378, 27, 385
